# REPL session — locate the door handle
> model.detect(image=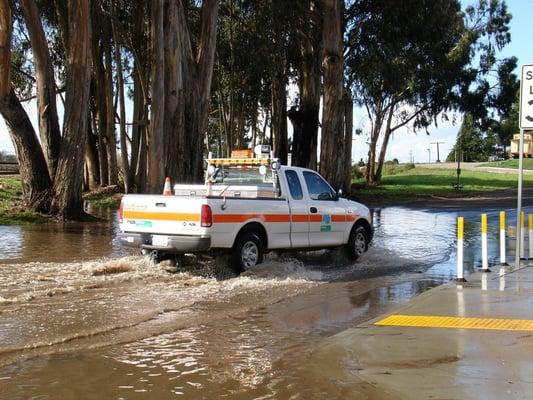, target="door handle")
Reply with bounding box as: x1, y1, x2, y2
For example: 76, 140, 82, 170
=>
310, 207, 318, 213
